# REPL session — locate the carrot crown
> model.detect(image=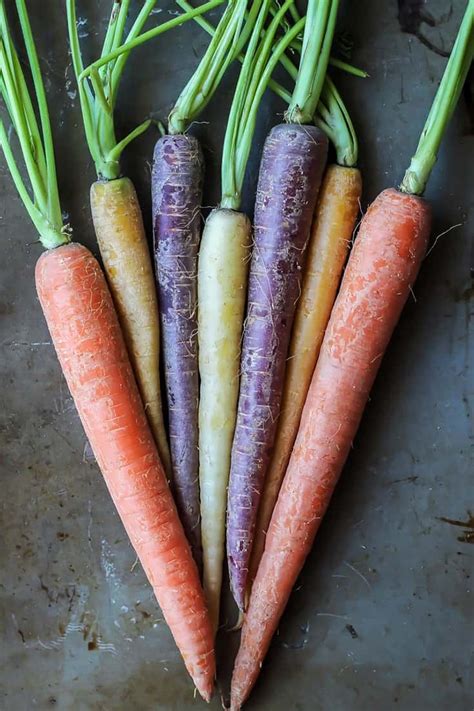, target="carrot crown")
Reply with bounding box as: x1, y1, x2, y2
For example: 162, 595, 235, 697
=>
66, 0, 159, 181
286, 0, 340, 125
77, 0, 227, 151
0, 0, 68, 249
221, 0, 305, 210
400, 0, 474, 196
264, 5, 359, 168
185, 0, 363, 167
168, 0, 249, 135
